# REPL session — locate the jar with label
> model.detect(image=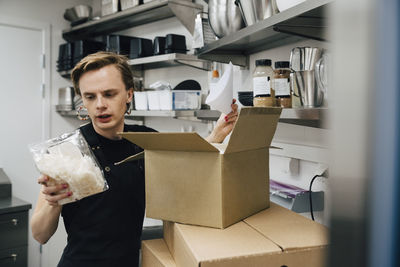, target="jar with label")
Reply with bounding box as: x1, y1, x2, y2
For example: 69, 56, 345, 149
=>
274, 61, 292, 108
253, 59, 275, 107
